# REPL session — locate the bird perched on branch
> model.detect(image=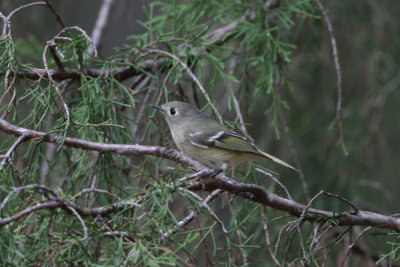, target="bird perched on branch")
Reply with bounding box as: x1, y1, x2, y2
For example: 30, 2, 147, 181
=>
152, 101, 297, 172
